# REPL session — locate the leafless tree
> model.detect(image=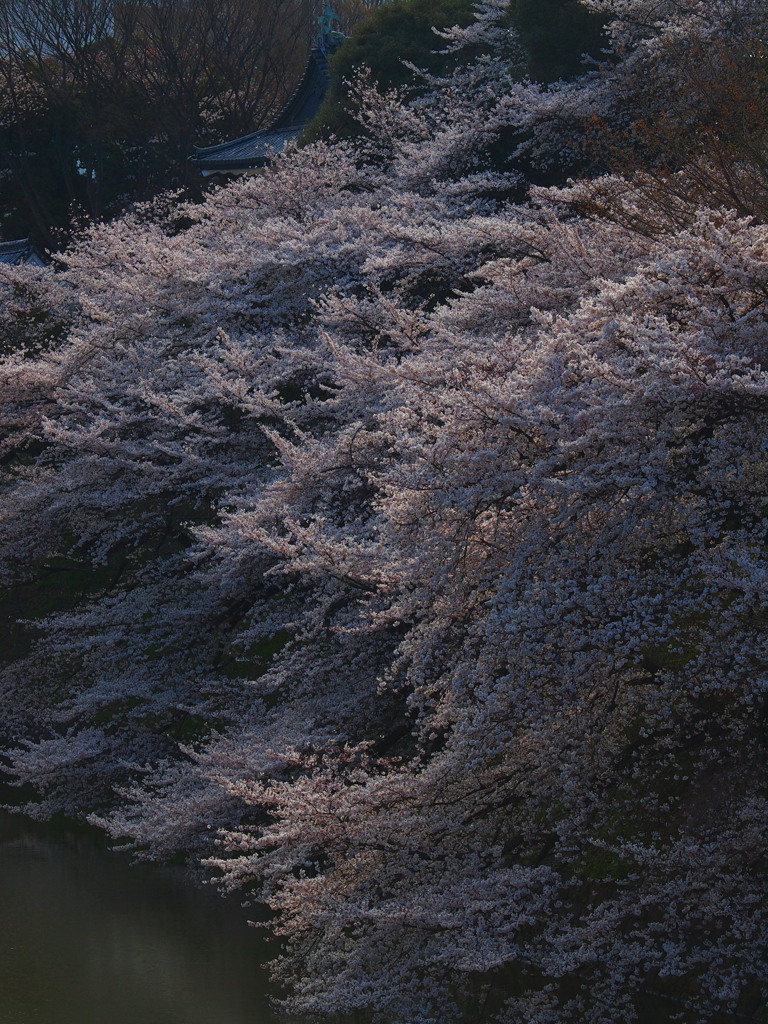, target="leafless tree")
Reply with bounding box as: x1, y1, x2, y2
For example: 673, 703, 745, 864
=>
0, 0, 323, 242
